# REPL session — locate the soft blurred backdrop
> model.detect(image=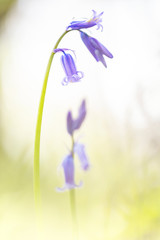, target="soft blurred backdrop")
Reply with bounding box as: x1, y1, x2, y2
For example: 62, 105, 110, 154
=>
0, 0, 160, 239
